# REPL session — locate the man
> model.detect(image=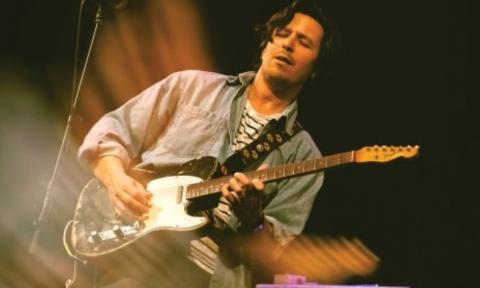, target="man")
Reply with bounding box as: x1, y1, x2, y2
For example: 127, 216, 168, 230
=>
78, 1, 335, 287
